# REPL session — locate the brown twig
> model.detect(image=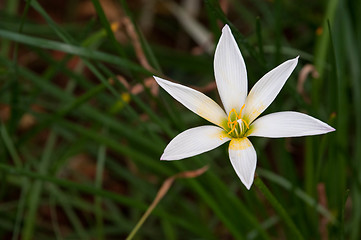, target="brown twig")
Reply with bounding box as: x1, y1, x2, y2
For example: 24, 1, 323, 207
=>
297, 64, 319, 104
117, 75, 159, 97
126, 165, 209, 240
122, 17, 154, 71
317, 183, 329, 240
